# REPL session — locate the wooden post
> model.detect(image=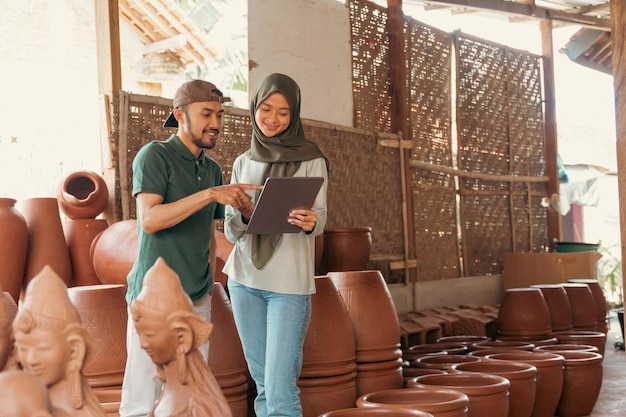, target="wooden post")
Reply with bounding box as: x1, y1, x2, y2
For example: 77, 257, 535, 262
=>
540, 19, 562, 250
94, 0, 122, 222
387, 0, 418, 283
610, 0, 626, 313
